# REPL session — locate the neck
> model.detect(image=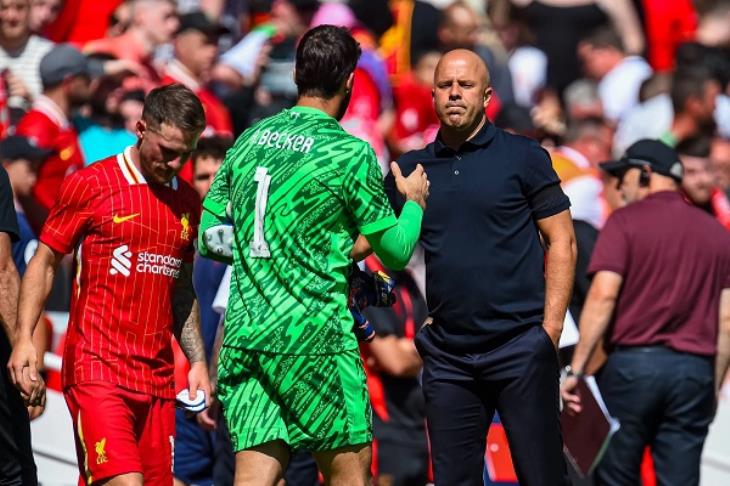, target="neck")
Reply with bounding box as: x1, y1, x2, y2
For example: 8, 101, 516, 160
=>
128, 143, 147, 178
43, 89, 70, 116
0, 33, 29, 52
172, 58, 201, 84
670, 113, 698, 145
440, 115, 486, 150
129, 28, 154, 58
296, 94, 344, 119
648, 178, 678, 195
